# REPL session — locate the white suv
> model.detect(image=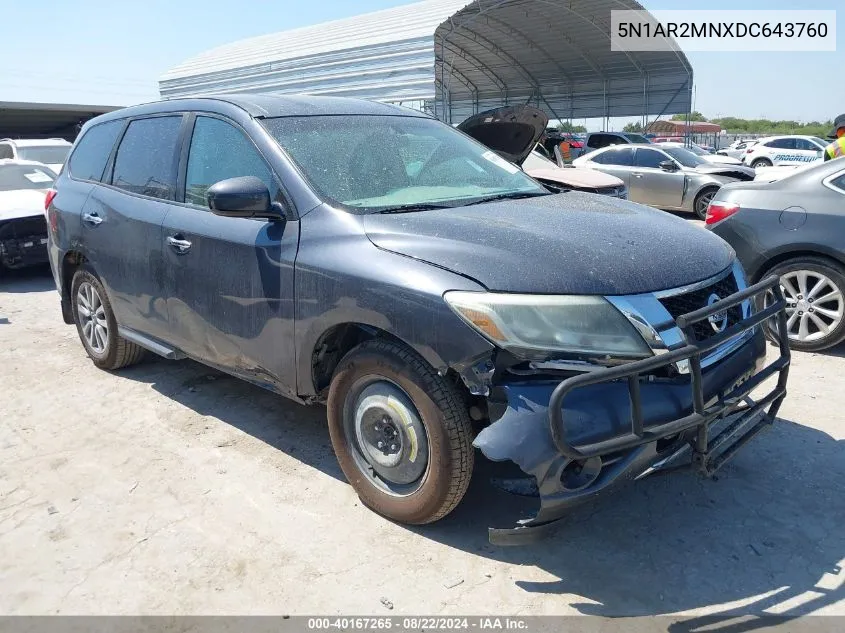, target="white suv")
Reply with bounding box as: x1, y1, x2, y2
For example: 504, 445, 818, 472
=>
741, 135, 827, 168
0, 138, 72, 173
